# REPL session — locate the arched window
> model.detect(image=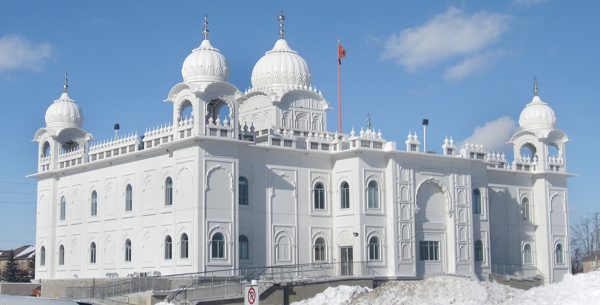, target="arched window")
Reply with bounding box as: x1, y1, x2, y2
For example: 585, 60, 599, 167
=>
90, 242, 97, 264
179, 100, 193, 121
276, 237, 291, 261
180, 233, 189, 259
520, 143, 537, 159
239, 235, 249, 260
59, 196, 66, 221
125, 239, 132, 262
125, 184, 133, 211
521, 197, 530, 221
58, 245, 65, 265
91, 191, 98, 216
211, 233, 225, 259
474, 240, 484, 262
282, 112, 291, 128
313, 182, 325, 210
368, 237, 380, 261
313, 237, 326, 262
473, 189, 481, 215
523, 244, 532, 265
340, 182, 350, 209
367, 181, 379, 209
40, 246, 46, 266
555, 243, 564, 265
239, 177, 249, 206
164, 177, 173, 206
41, 141, 51, 158
164, 235, 172, 260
